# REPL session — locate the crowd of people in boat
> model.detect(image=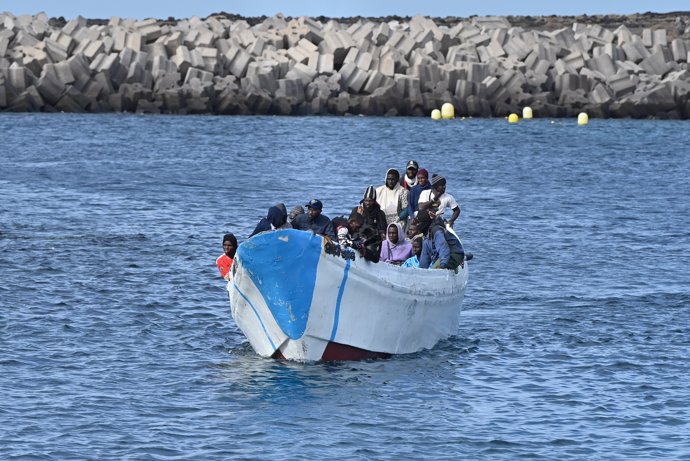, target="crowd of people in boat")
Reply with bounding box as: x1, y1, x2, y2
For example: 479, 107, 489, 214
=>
216, 160, 469, 280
